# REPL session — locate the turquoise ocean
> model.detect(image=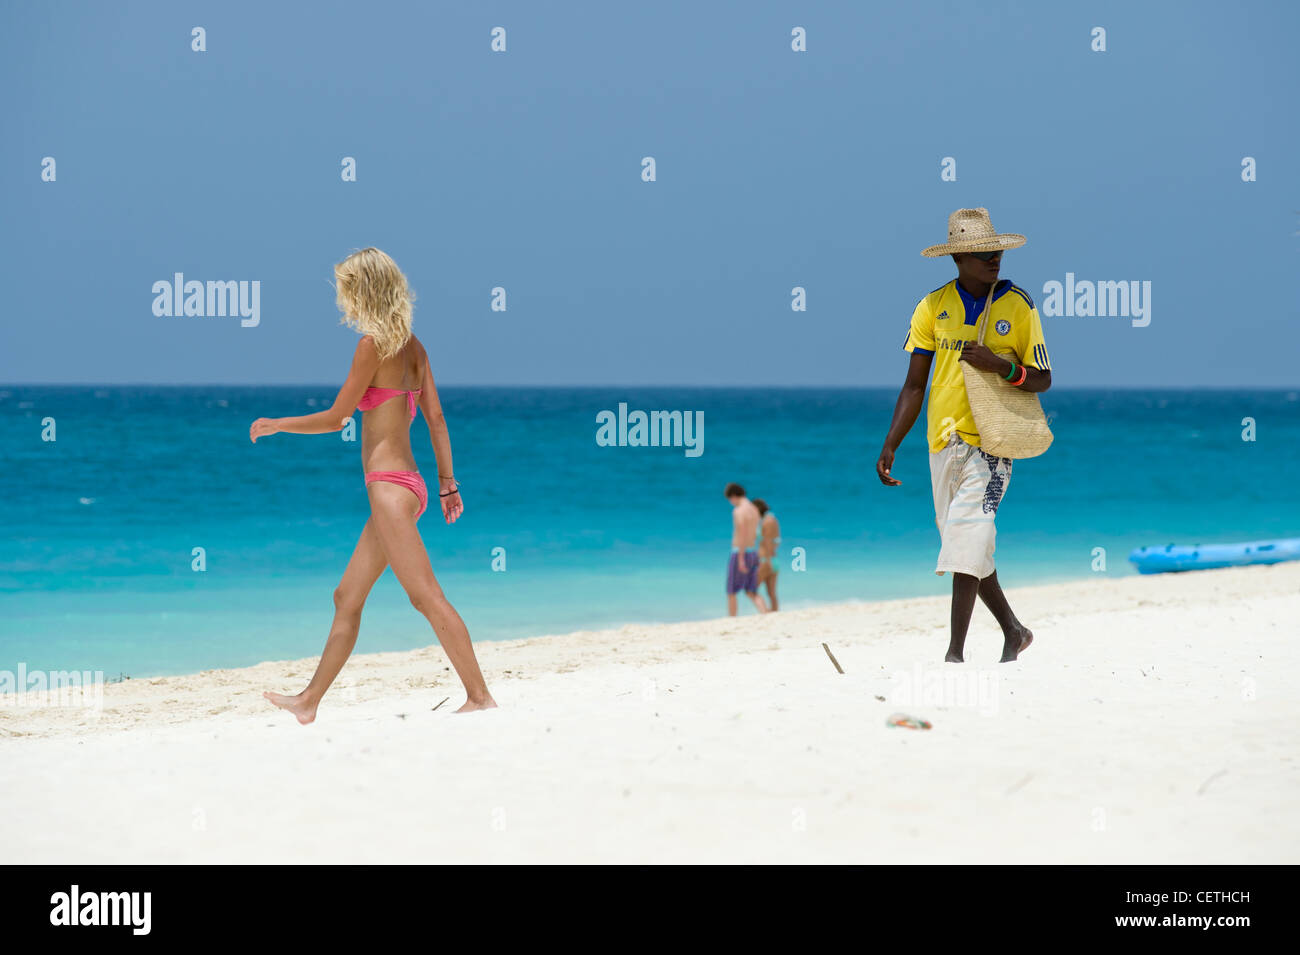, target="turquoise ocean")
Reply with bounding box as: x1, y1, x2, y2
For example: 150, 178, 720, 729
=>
2, 386, 1297, 678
